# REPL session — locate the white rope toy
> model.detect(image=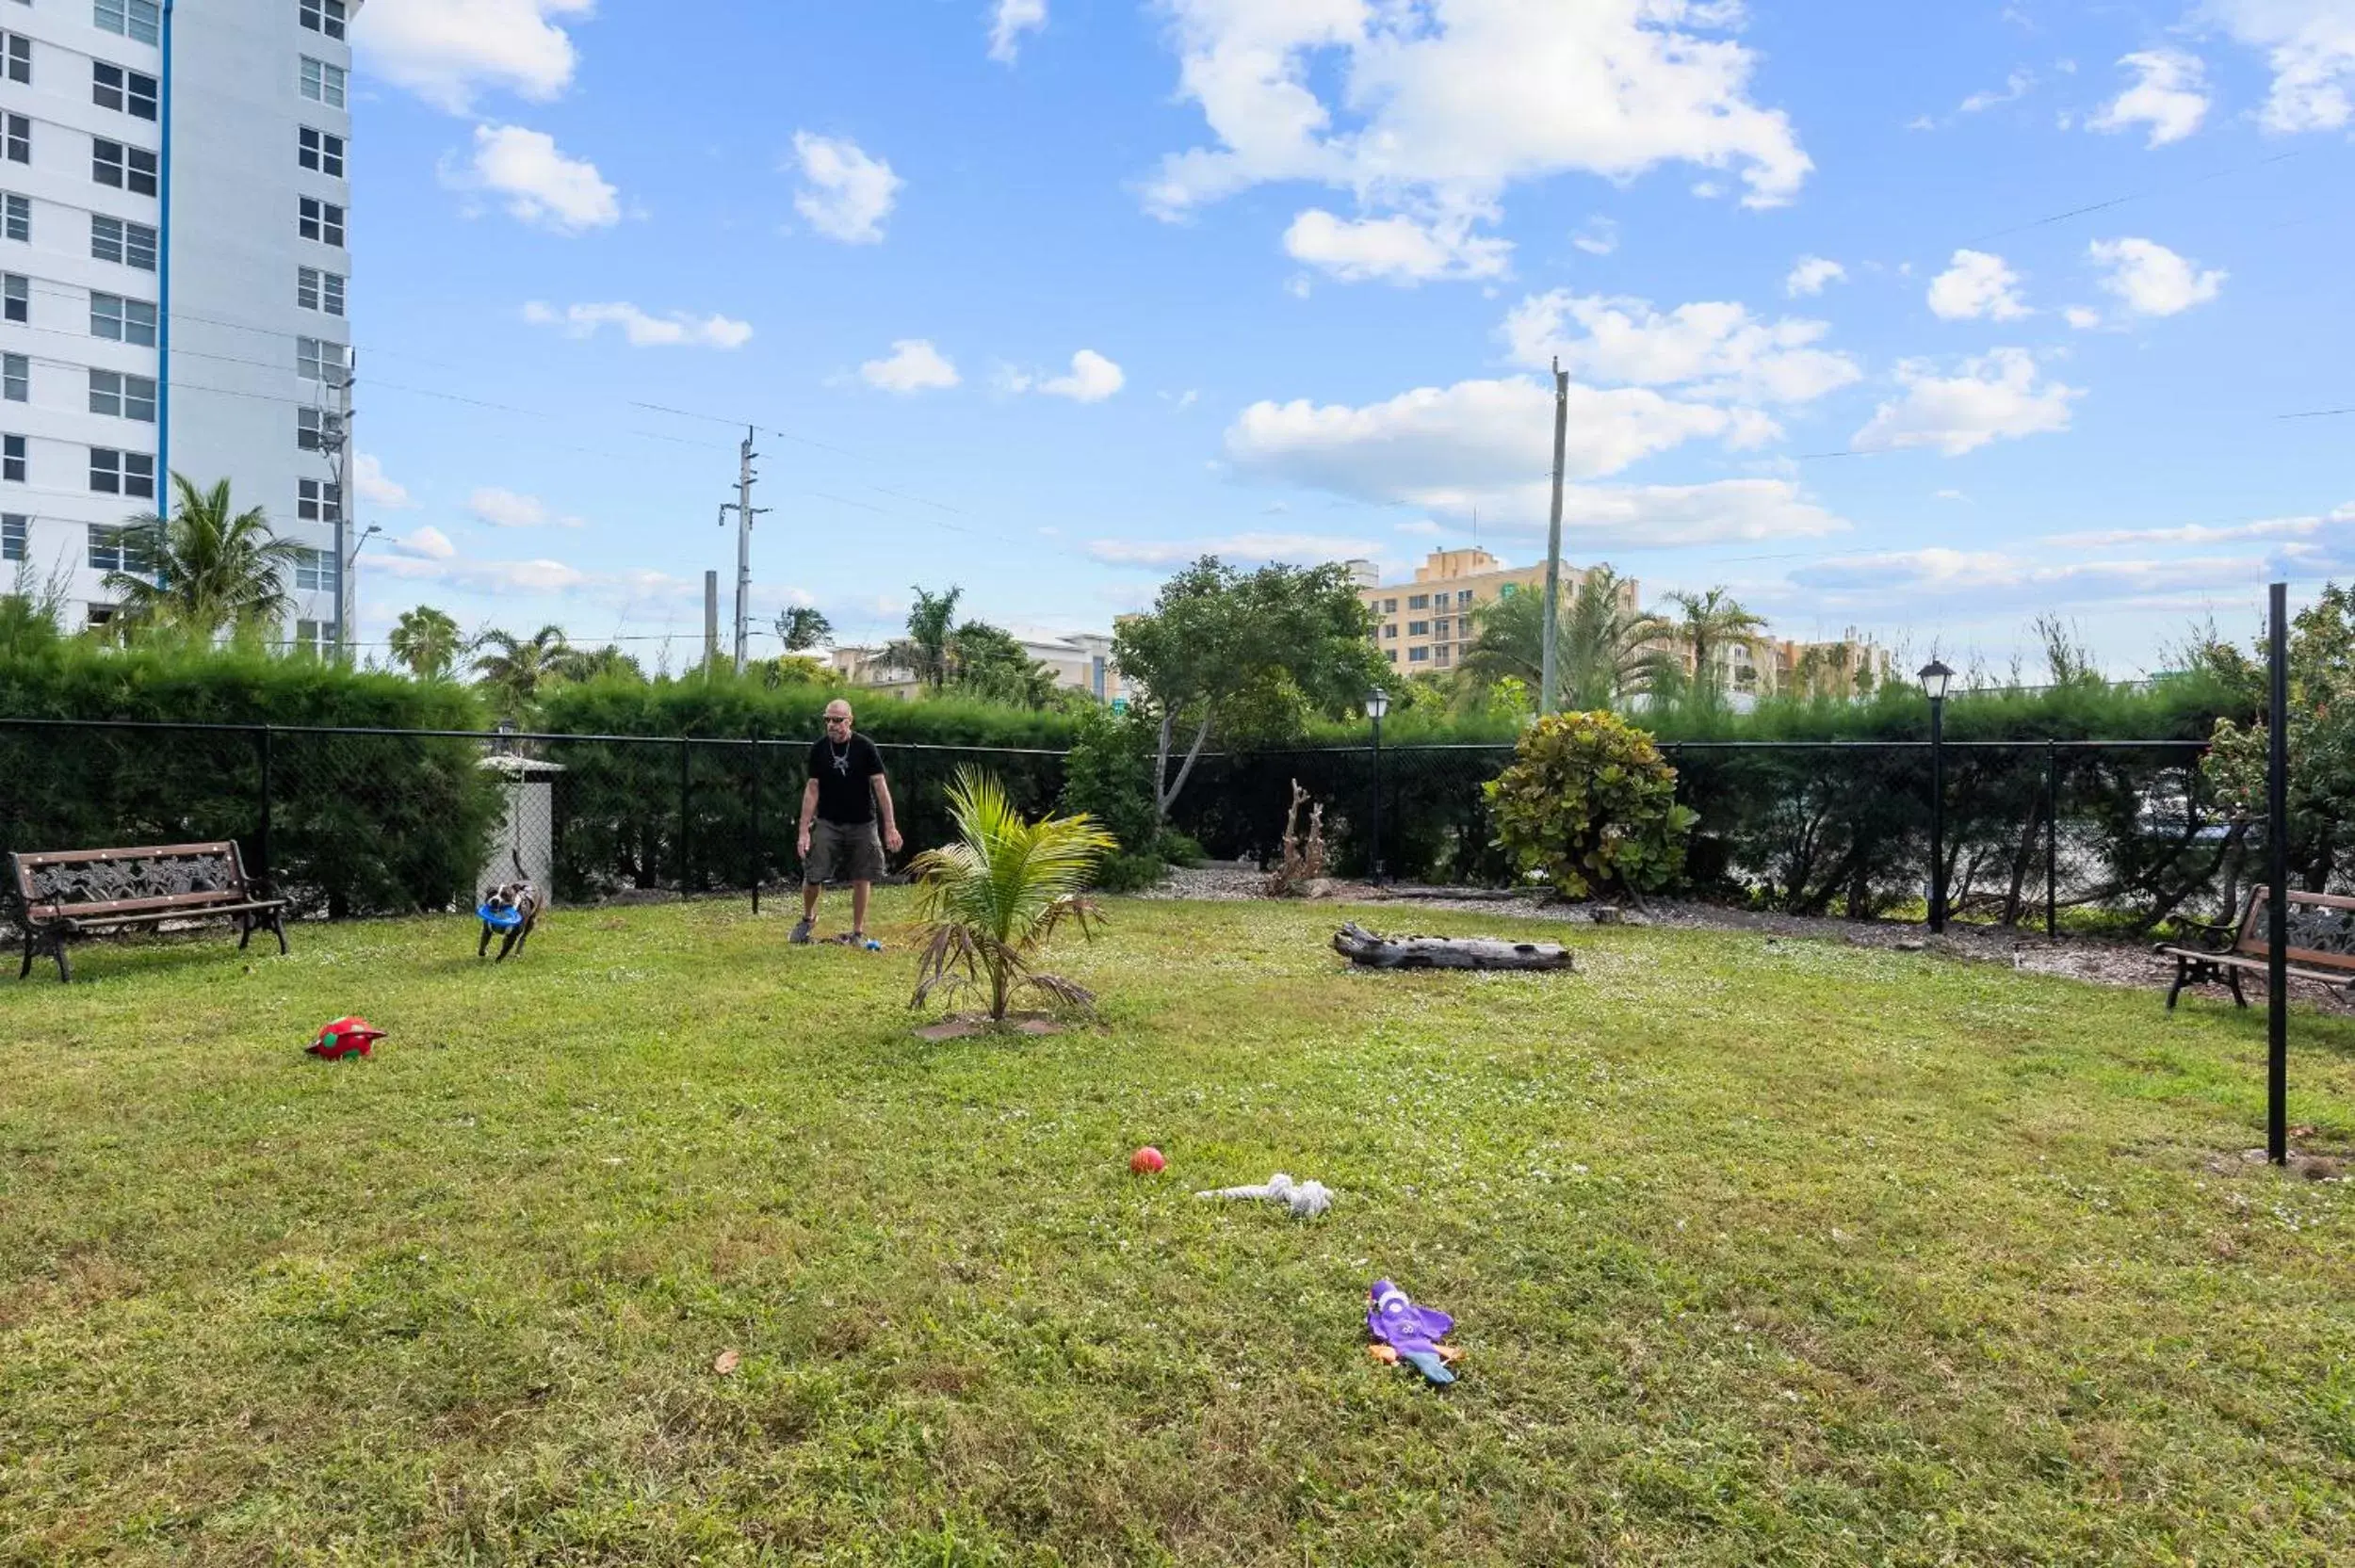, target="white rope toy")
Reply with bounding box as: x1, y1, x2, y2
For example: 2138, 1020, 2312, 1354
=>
1195, 1172, 1333, 1219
